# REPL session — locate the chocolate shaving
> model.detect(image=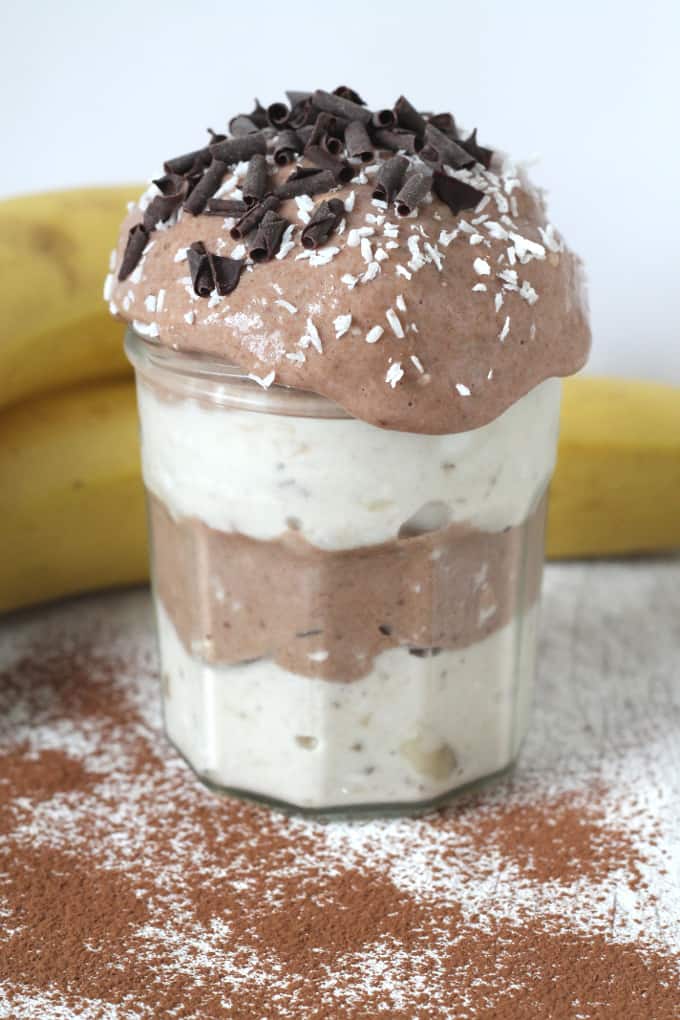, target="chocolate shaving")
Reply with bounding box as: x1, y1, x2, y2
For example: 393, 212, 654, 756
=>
288, 98, 317, 131
322, 133, 344, 157
242, 153, 268, 207
296, 124, 314, 146
230, 194, 280, 239
312, 89, 372, 125
204, 197, 248, 217
183, 159, 228, 215
267, 102, 290, 127
372, 154, 408, 203
394, 96, 427, 138
288, 166, 327, 180
345, 121, 374, 162
428, 112, 458, 138
142, 193, 181, 231
333, 85, 366, 106
163, 145, 211, 177
210, 254, 244, 295
228, 115, 260, 136
152, 173, 186, 197
286, 90, 311, 107
143, 174, 186, 230
395, 171, 432, 216
273, 129, 302, 165
248, 209, 290, 262
461, 128, 494, 169
433, 171, 485, 214
421, 123, 474, 169
207, 129, 227, 144
186, 241, 214, 296
372, 109, 395, 128
187, 241, 243, 297
117, 223, 149, 281
372, 128, 422, 154
274, 168, 336, 199
300, 198, 345, 249
248, 99, 270, 129
304, 145, 354, 184
309, 112, 347, 147
209, 132, 267, 164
